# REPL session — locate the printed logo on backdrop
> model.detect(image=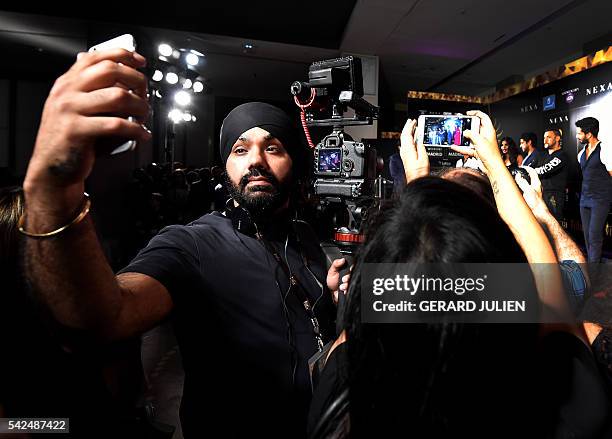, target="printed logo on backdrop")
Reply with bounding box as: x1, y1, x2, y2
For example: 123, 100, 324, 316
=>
543, 94, 556, 111
585, 81, 612, 96
562, 88, 579, 103
520, 103, 539, 113
548, 114, 569, 125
